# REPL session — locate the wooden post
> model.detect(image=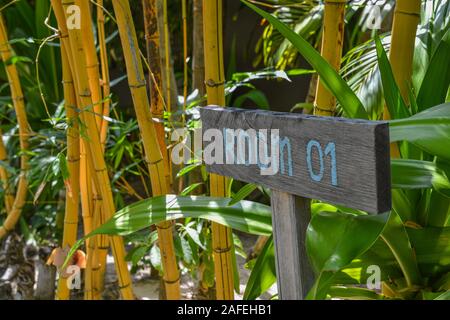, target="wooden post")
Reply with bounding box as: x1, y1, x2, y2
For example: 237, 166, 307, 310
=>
271, 191, 315, 299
